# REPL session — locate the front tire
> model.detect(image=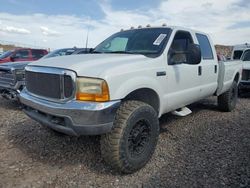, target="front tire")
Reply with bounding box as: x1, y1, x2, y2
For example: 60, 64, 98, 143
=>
218, 81, 238, 112
100, 100, 159, 174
